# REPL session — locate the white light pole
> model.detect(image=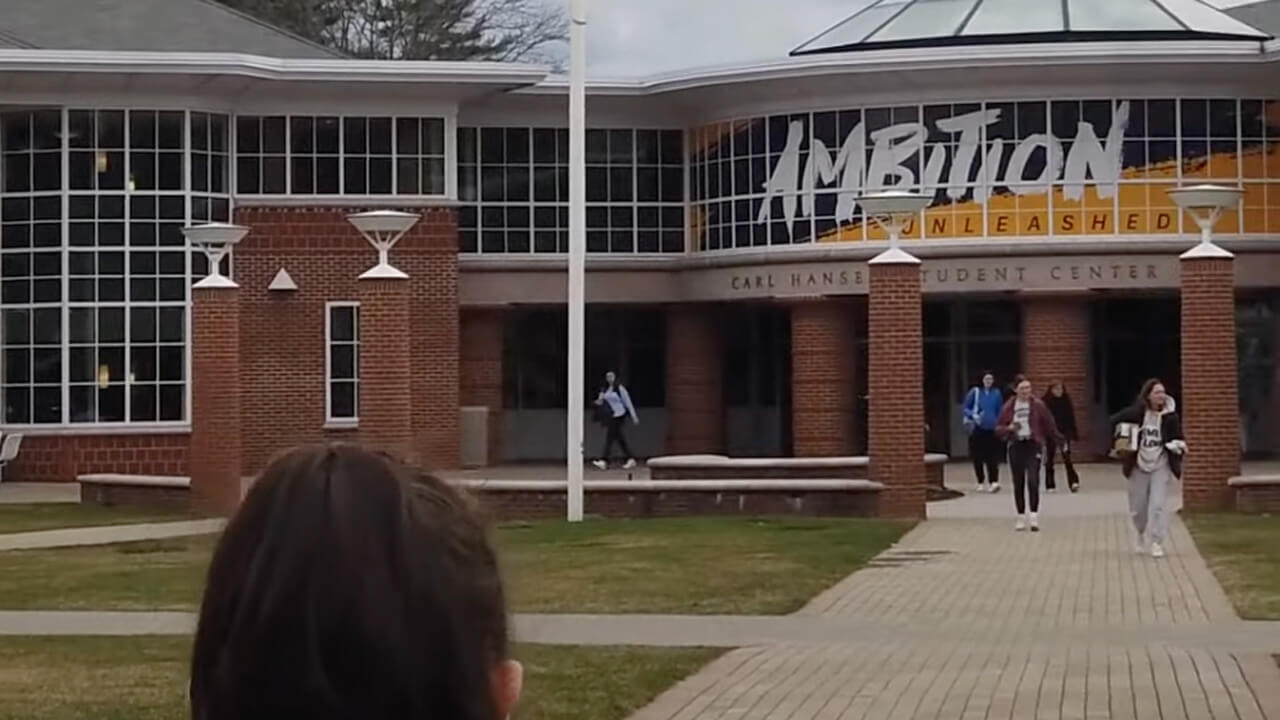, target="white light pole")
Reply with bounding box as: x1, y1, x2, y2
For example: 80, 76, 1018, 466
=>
1167, 184, 1243, 259
566, 0, 588, 522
